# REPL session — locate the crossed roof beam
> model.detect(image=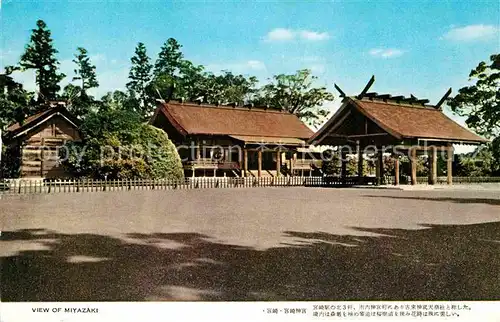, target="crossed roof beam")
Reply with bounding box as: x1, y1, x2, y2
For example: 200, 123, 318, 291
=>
334, 75, 452, 110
